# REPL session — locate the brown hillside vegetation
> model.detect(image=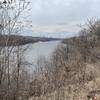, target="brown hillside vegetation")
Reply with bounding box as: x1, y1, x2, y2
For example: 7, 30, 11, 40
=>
28, 20, 100, 100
